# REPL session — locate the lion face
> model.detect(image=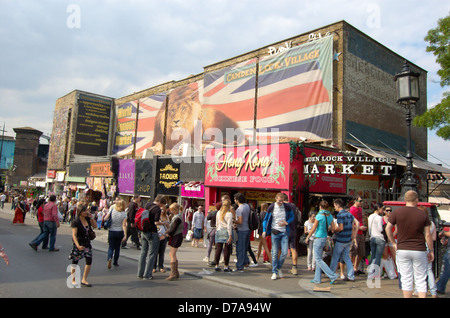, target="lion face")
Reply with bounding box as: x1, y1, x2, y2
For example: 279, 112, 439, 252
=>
162, 86, 202, 149
167, 98, 201, 134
